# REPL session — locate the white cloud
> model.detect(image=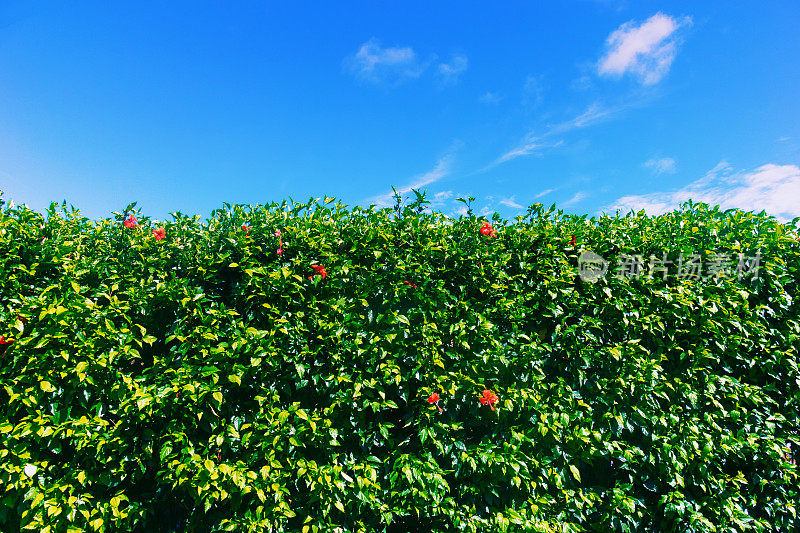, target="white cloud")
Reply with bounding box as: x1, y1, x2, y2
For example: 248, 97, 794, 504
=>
598, 12, 691, 85
346, 42, 468, 86
535, 188, 557, 198
644, 157, 677, 175
605, 161, 800, 221
345, 39, 425, 84
428, 190, 455, 210
571, 74, 594, 91
570, 102, 615, 128
437, 54, 468, 85
523, 75, 545, 107
366, 153, 455, 208
479, 91, 503, 104
499, 196, 523, 209
563, 191, 589, 207
495, 134, 543, 165
433, 190, 453, 201
490, 101, 622, 167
